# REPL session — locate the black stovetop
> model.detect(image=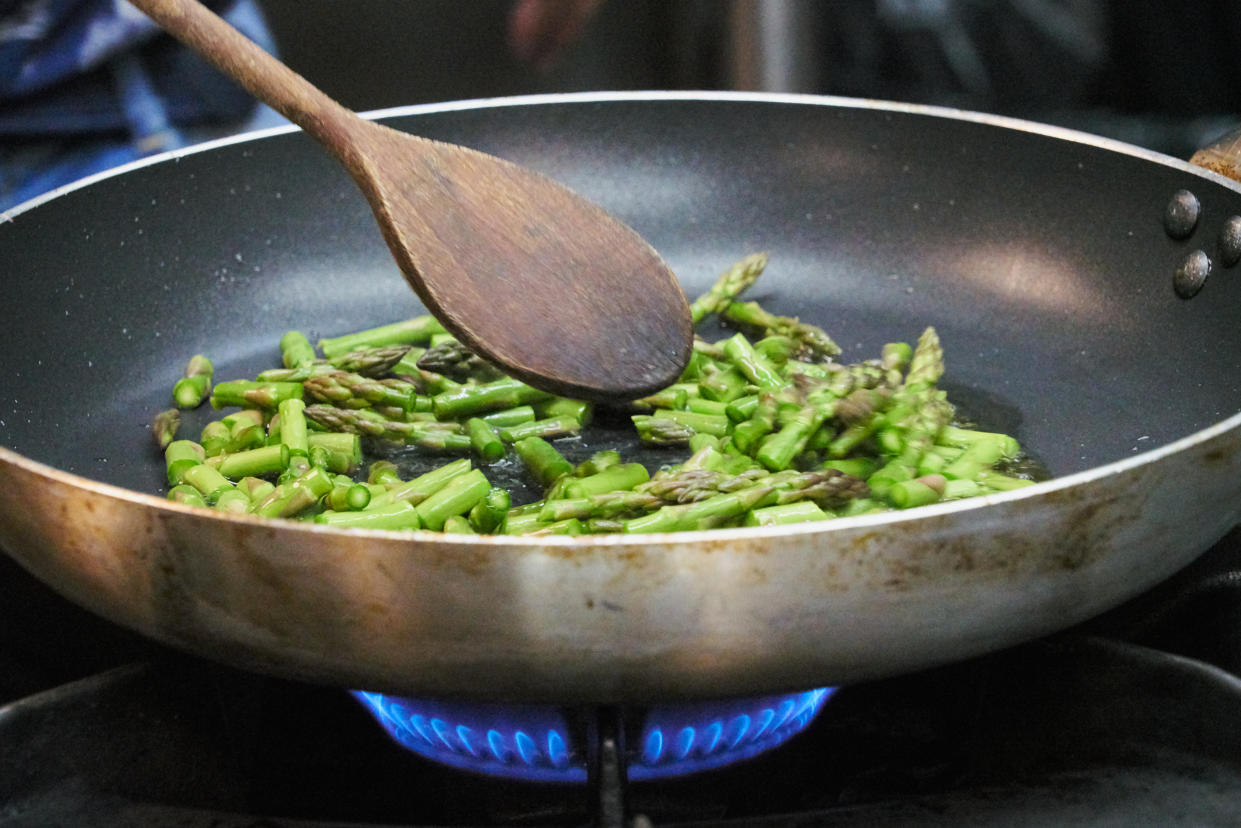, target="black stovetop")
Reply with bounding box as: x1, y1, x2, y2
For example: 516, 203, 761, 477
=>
5, 530, 1241, 827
